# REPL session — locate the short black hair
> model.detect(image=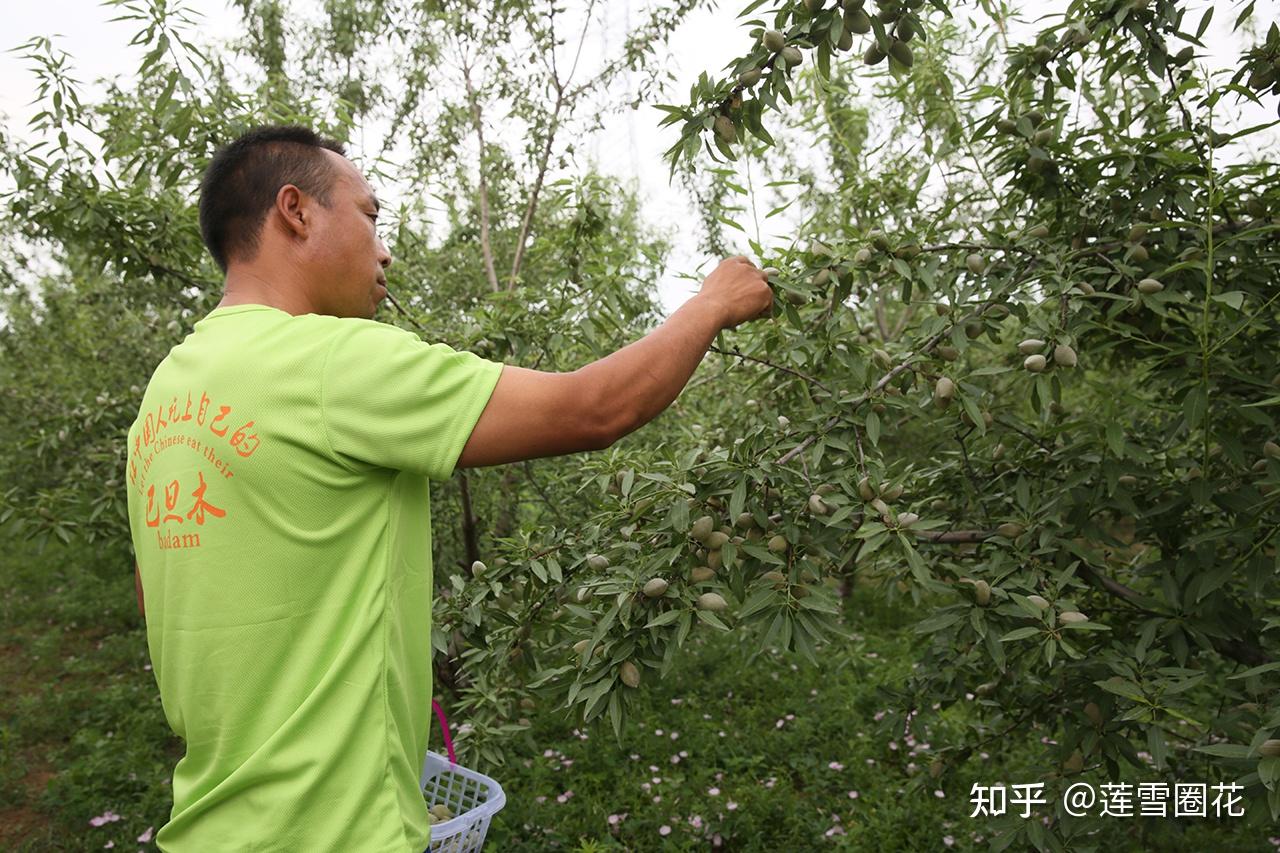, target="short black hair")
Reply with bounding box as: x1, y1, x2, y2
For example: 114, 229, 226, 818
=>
197, 125, 347, 274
